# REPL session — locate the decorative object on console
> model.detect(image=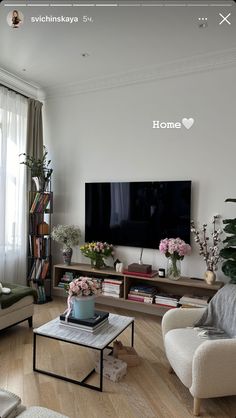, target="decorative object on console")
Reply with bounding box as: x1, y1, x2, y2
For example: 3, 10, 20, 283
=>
115, 262, 124, 273
128, 263, 152, 274
80, 241, 114, 269
158, 268, 165, 278
220, 199, 236, 284
191, 216, 222, 285
38, 221, 49, 235
114, 258, 121, 269
159, 238, 191, 281
52, 224, 81, 265
64, 276, 101, 320
19, 145, 53, 191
